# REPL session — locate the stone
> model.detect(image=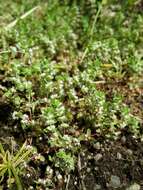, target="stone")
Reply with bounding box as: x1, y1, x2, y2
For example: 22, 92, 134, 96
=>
126, 183, 140, 190
94, 142, 101, 150
117, 152, 122, 159
109, 175, 121, 188
127, 149, 133, 155
94, 153, 103, 161
94, 184, 101, 190
121, 136, 126, 144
